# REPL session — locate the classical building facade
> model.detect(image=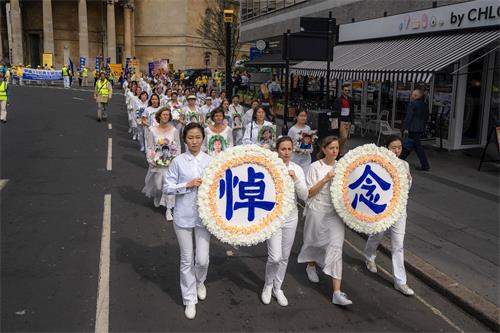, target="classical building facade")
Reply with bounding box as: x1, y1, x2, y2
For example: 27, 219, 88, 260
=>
0, 0, 224, 71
